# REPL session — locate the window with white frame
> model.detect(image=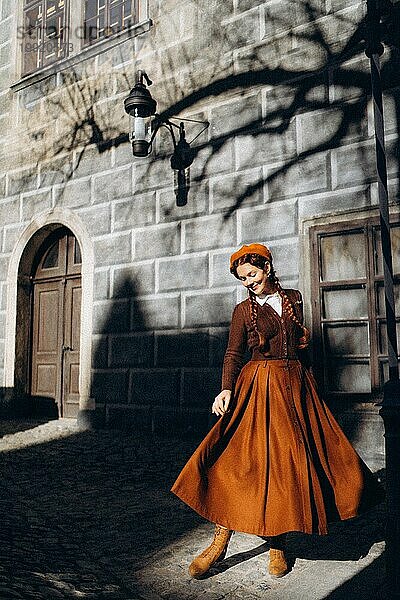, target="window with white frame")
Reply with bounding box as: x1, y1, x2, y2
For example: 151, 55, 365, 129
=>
310, 218, 400, 402
22, 0, 70, 76
20, 0, 147, 78
83, 0, 138, 45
